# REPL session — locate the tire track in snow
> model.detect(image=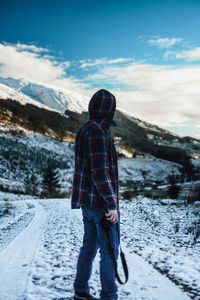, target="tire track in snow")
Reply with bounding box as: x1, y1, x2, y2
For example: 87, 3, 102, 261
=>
0, 200, 47, 300
0, 202, 35, 251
